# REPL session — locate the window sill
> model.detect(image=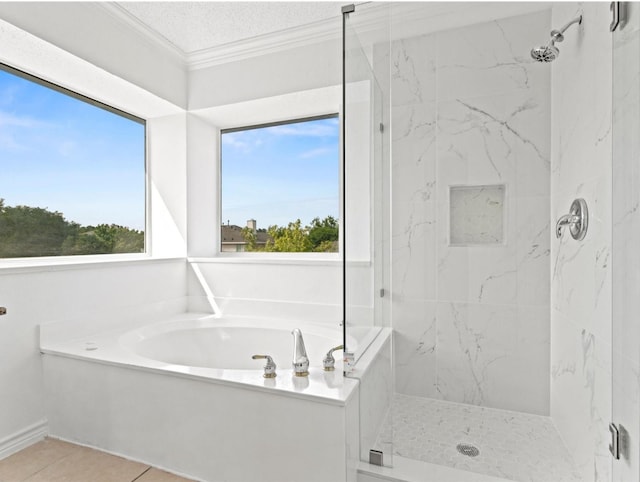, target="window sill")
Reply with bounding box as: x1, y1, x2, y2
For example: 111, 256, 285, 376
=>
0, 253, 184, 274
188, 255, 372, 268
189, 254, 342, 267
